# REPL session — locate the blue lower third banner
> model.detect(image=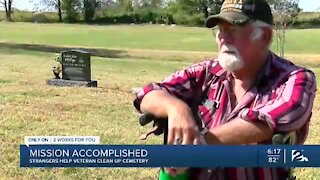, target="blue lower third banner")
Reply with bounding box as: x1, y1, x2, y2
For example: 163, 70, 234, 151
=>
20, 145, 320, 168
